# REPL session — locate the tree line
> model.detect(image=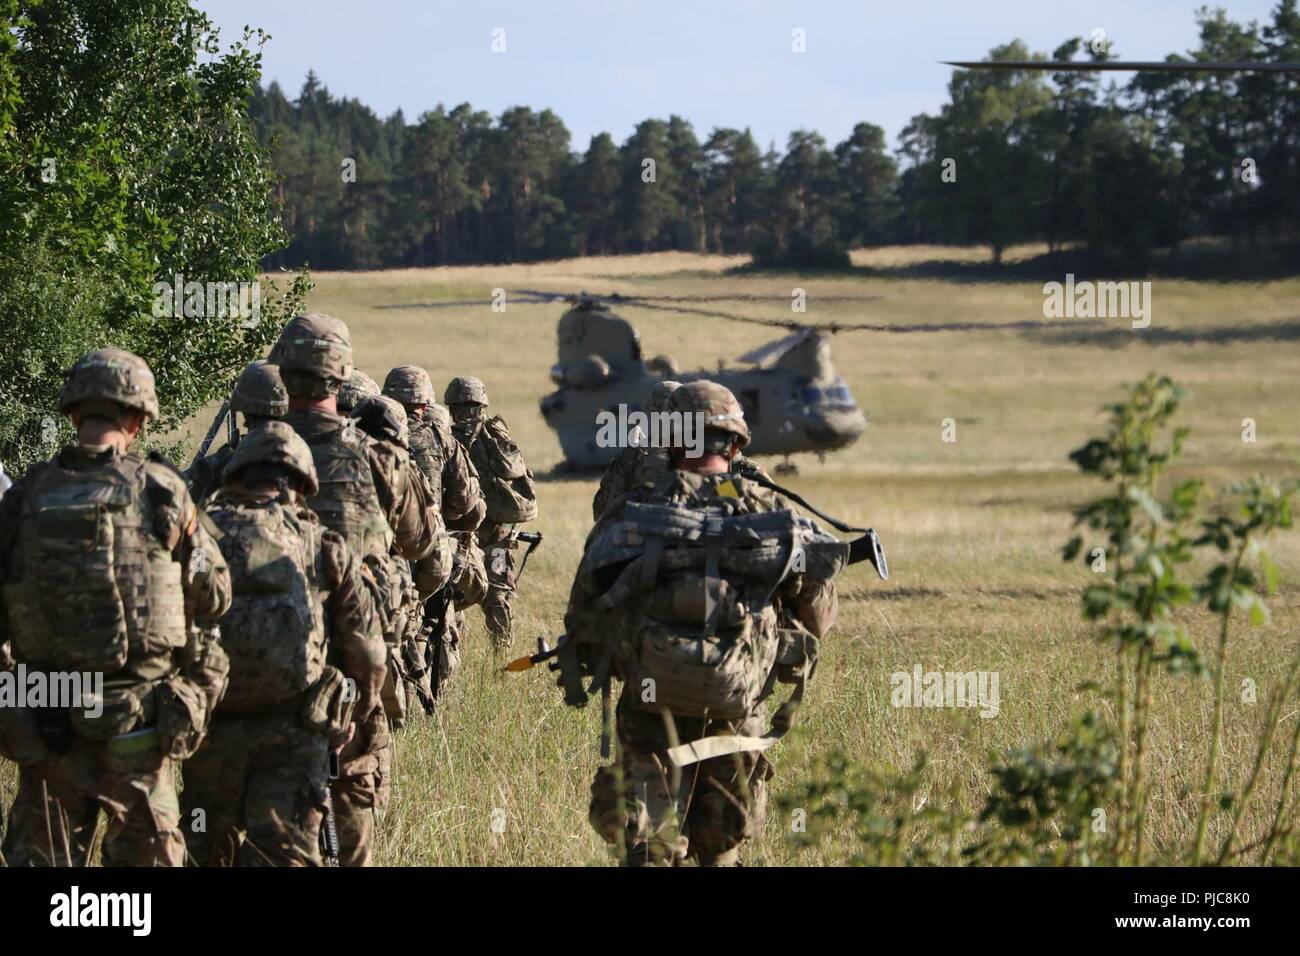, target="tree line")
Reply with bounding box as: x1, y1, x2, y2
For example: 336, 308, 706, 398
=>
253, 3, 1300, 271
